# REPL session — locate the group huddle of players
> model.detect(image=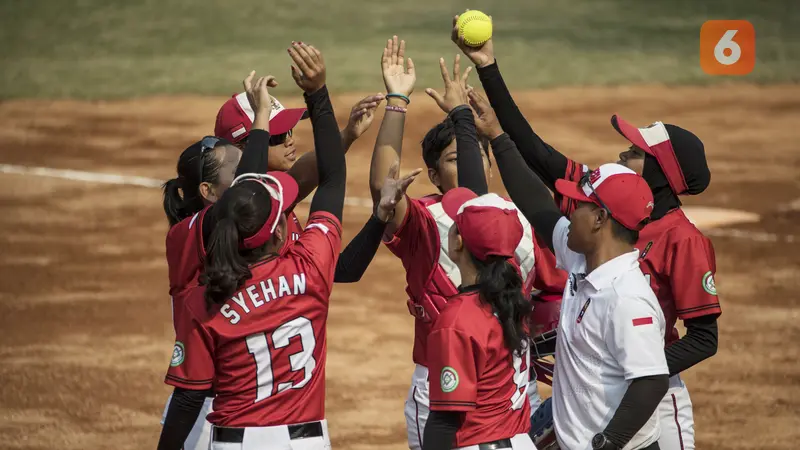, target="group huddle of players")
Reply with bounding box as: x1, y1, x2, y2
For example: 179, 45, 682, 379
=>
156, 15, 721, 450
